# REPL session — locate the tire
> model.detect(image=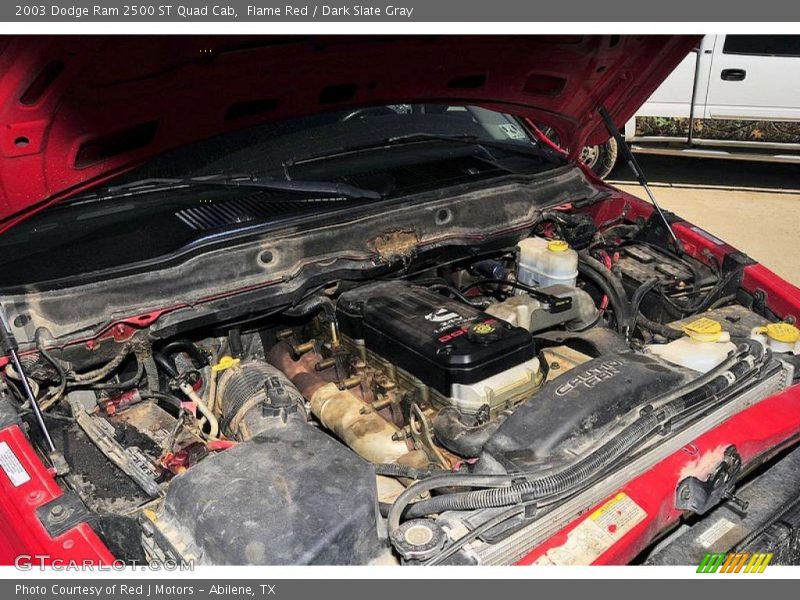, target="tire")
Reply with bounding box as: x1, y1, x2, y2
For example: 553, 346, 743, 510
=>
579, 137, 619, 179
